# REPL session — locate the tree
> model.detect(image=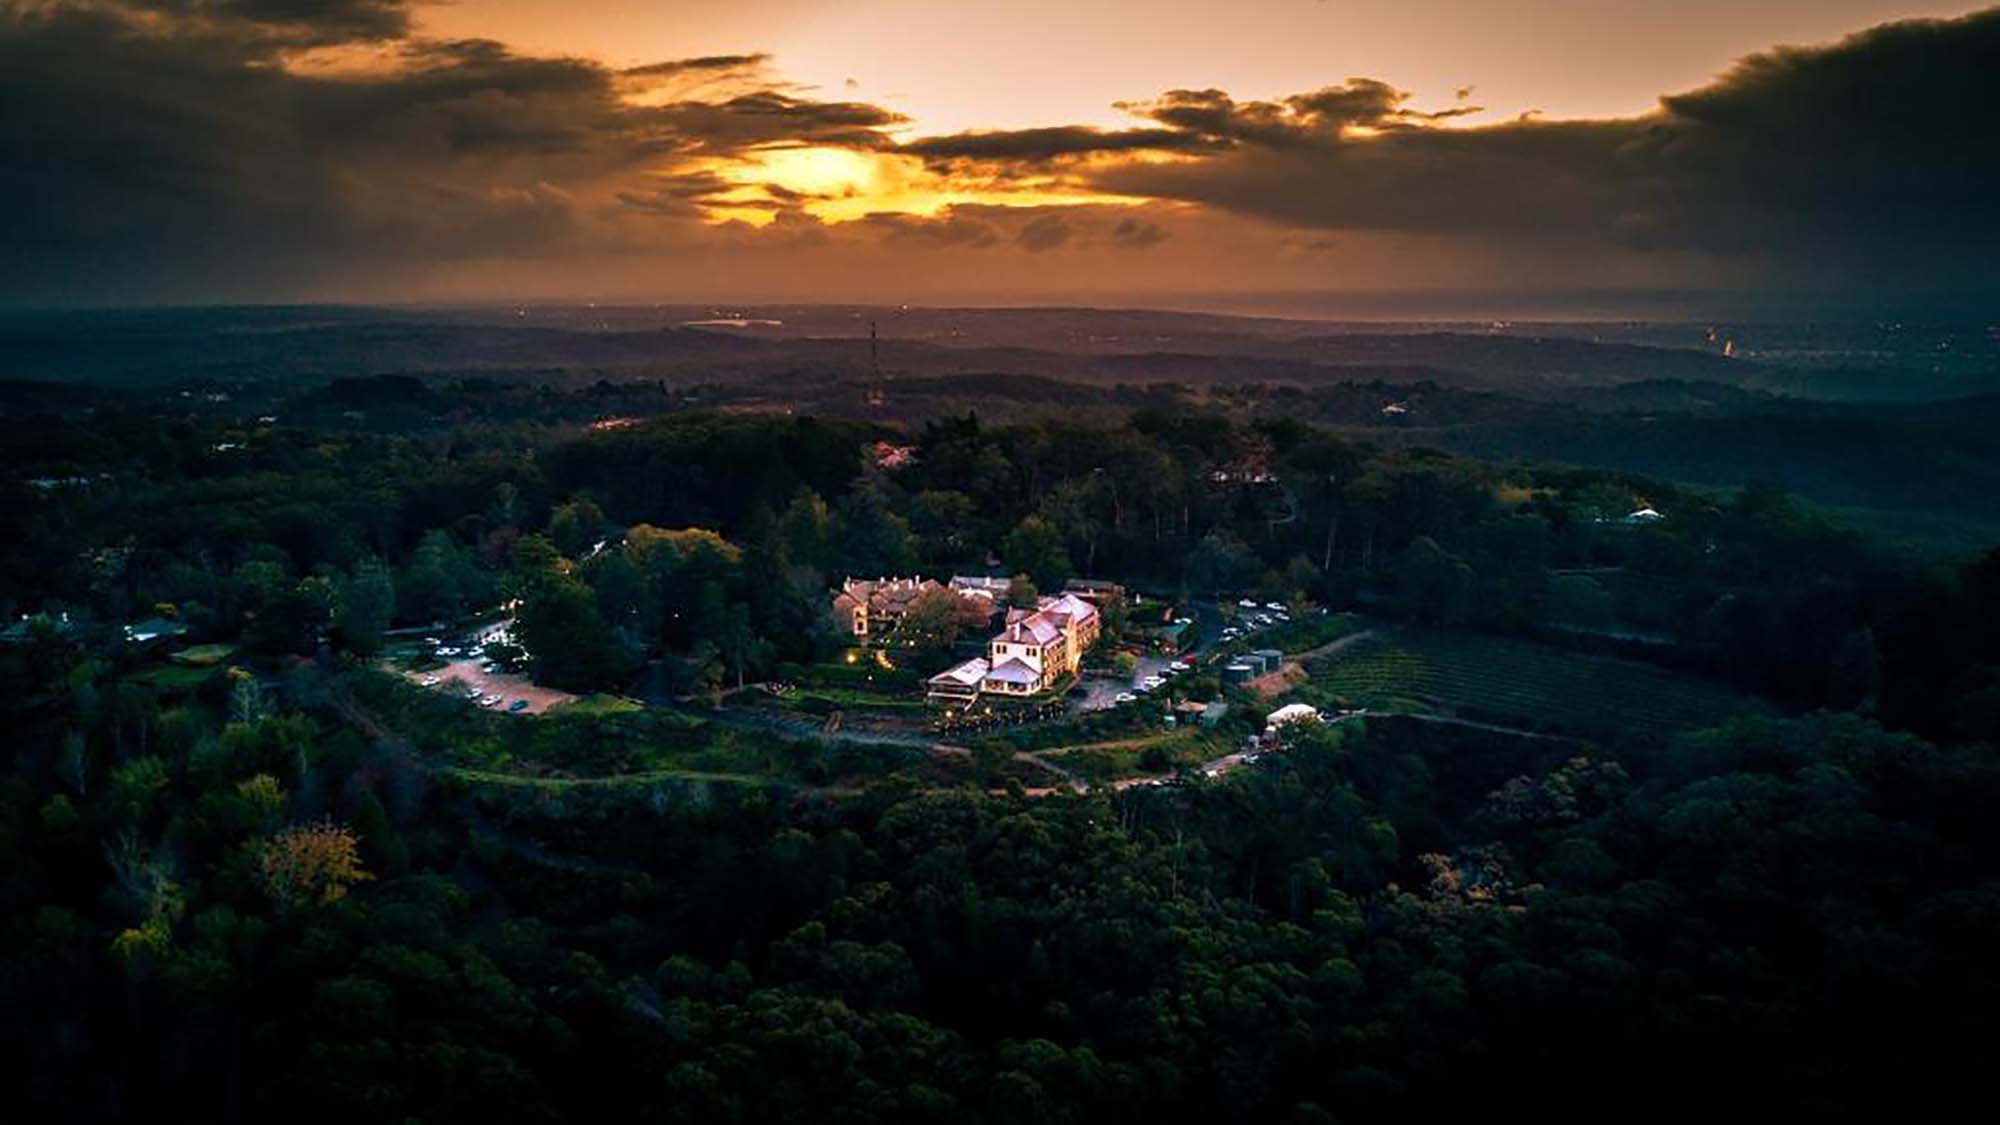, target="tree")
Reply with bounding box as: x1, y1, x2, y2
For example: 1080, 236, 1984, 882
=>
515, 577, 632, 692
1184, 530, 1255, 596
893, 589, 989, 663
1548, 574, 1615, 630
256, 819, 372, 911
717, 602, 772, 689
1006, 573, 1040, 608
1827, 626, 1881, 712
548, 496, 606, 558
833, 481, 917, 577
1002, 515, 1071, 589
335, 556, 395, 656
778, 489, 835, 572
909, 490, 977, 563
1394, 537, 1475, 624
